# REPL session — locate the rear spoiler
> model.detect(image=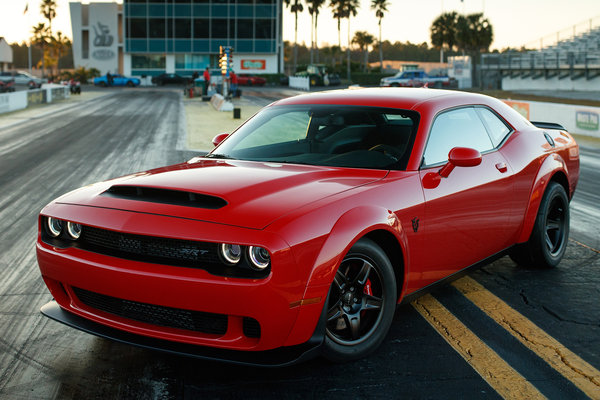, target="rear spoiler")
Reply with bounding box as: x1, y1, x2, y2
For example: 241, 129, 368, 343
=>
531, 121, 566, 131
